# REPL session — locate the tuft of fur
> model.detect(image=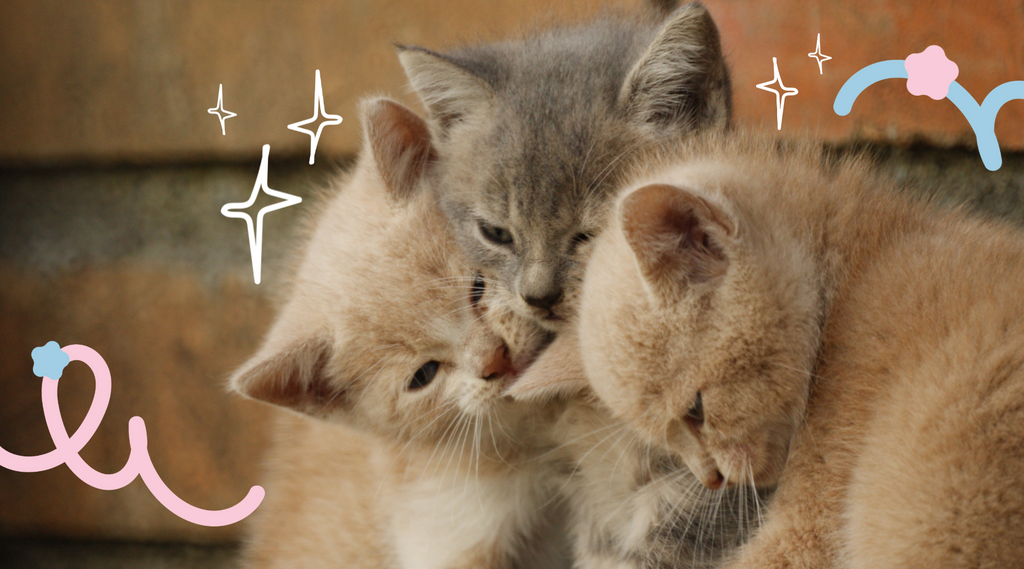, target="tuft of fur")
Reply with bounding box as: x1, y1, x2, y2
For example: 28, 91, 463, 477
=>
577, 130, 1024, 568
231, 97, 568, 569
557, 398, 766, 569
509, 330, 768, 569
397, 3, 732, 331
